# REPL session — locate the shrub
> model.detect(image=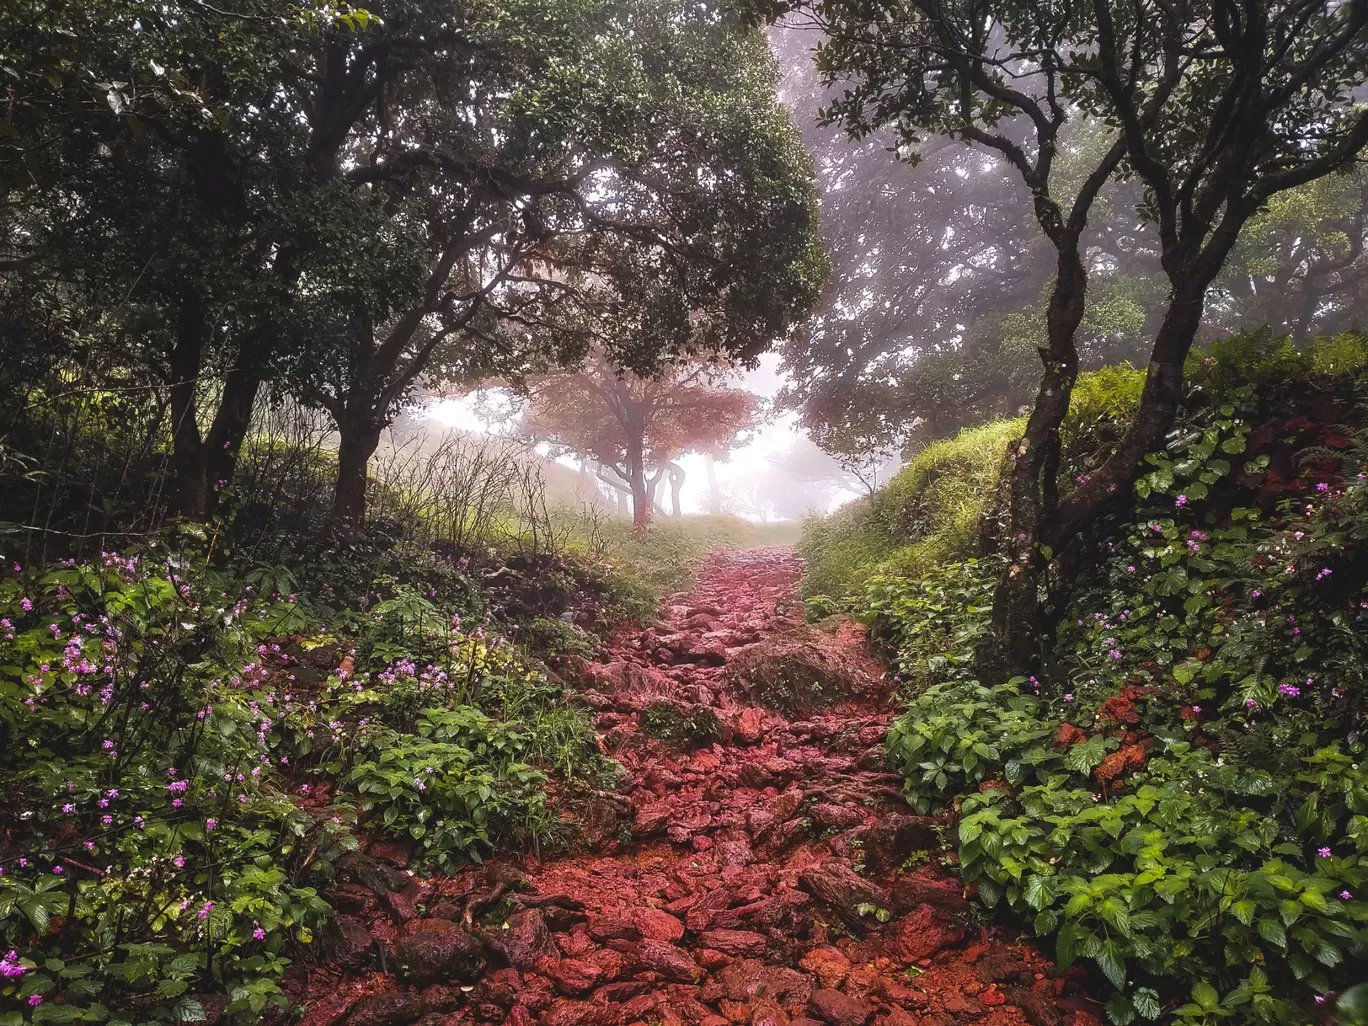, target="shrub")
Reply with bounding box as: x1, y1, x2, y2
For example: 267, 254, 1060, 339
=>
880, 367, 1368, 1026
345, 708, 552, 870
0, 552, 345, 1023
864, 556, 1001, 691
800, 367, 1149, 610
640, 702, 722, 746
